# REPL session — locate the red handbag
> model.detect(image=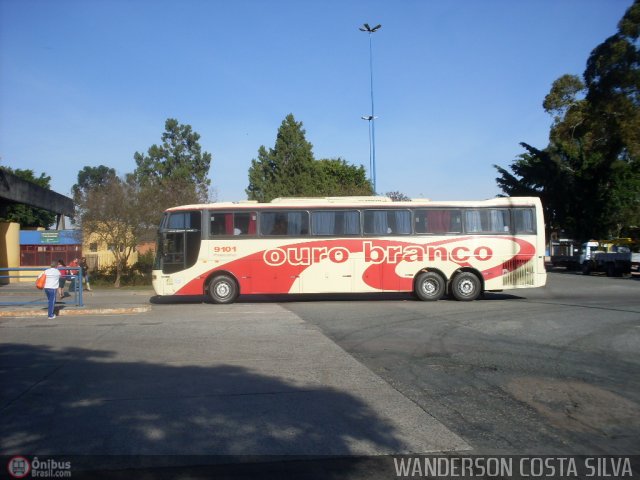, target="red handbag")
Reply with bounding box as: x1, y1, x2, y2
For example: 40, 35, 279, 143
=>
36, 273, 46, 290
